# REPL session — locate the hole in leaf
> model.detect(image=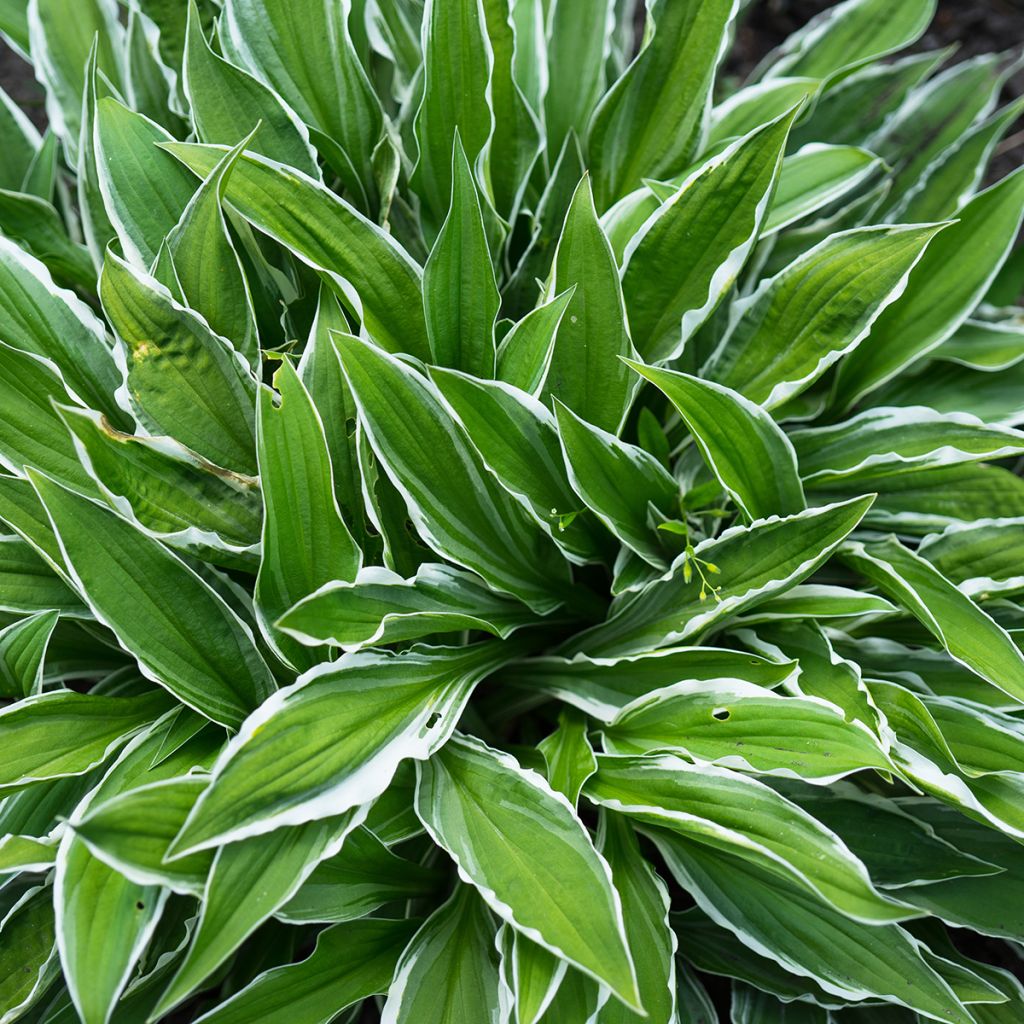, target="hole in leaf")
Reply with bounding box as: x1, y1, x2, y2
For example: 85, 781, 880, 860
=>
135, 901, 145, 910
426, 712, 442, 729
711, 708, 731, 722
